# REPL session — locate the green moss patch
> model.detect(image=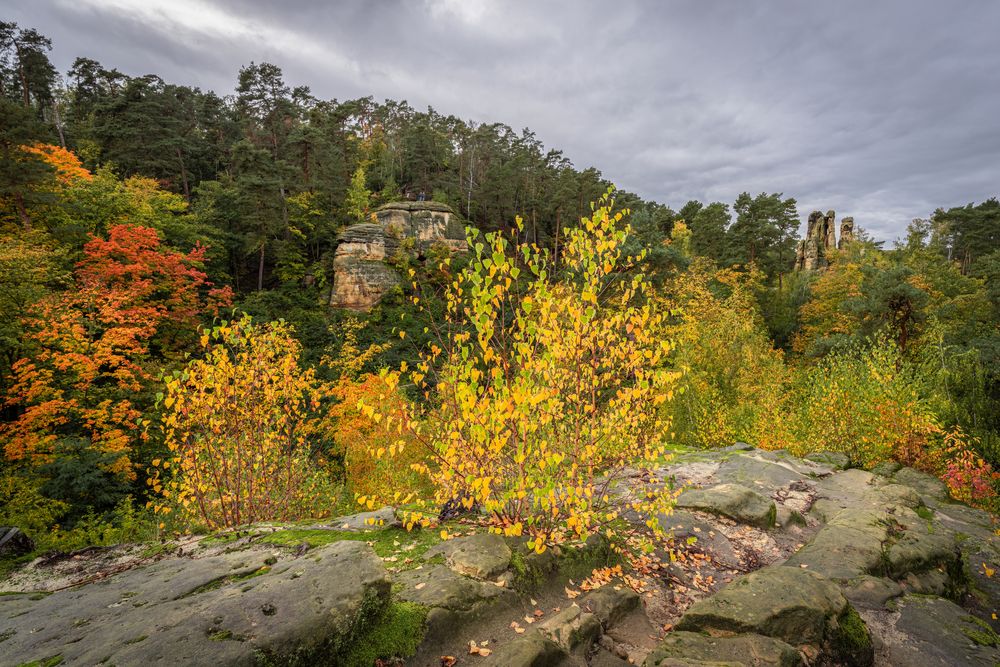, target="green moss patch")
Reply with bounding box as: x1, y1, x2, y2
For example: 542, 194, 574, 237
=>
259, 526, 446, 569
339, 601, 427, 667
961, 615, 1000, 647
831, 606, 874, 666
16, 655, 63, 667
